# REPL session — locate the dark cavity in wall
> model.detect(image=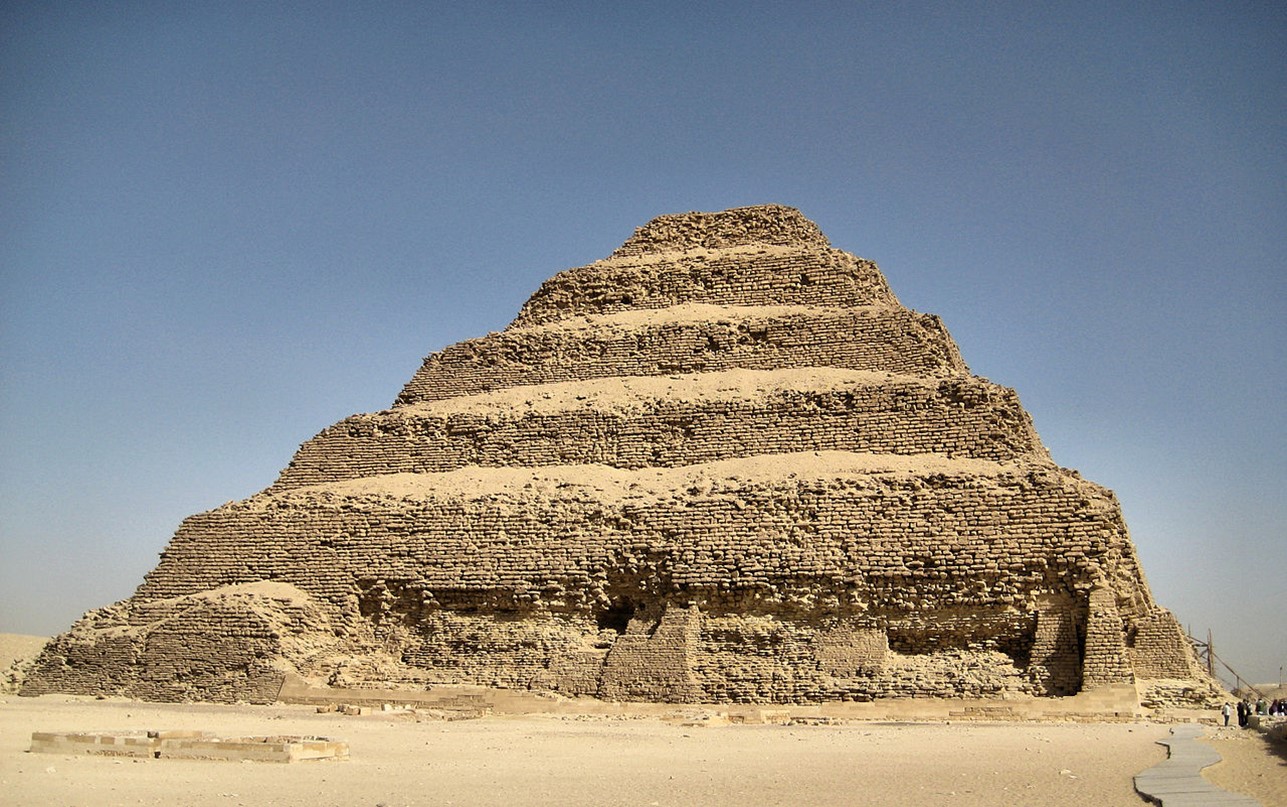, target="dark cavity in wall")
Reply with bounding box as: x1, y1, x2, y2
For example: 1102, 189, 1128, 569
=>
597, 598, 637, 634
